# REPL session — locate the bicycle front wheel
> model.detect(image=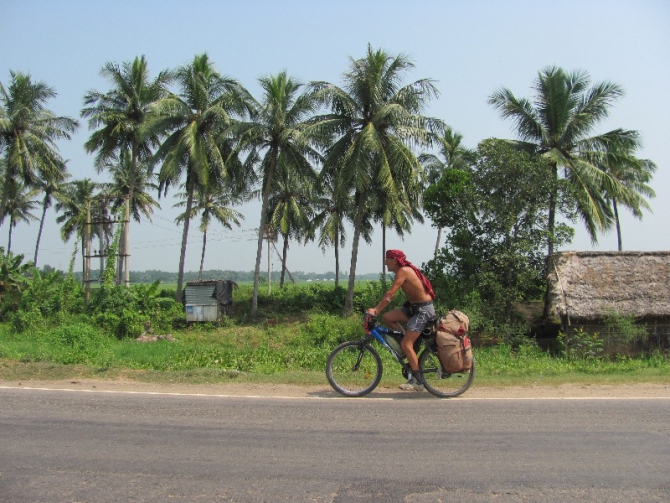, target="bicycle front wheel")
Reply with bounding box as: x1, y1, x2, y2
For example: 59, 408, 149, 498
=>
326, 341, 383, 397
419, 348, 475, 398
